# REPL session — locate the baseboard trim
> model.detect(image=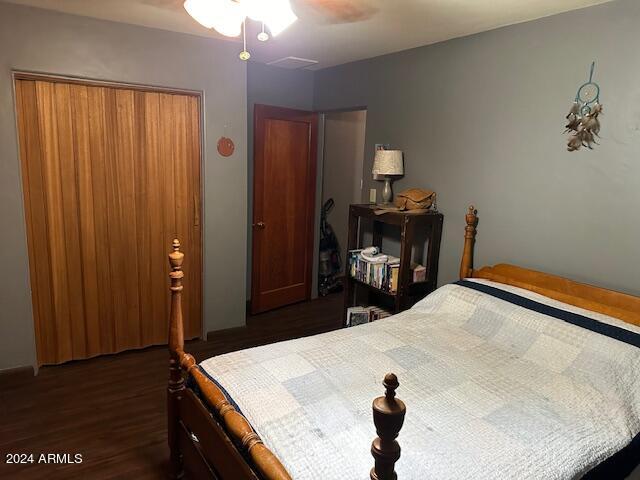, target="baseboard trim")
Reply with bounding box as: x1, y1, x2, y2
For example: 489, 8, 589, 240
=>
0, 365, 35, 383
